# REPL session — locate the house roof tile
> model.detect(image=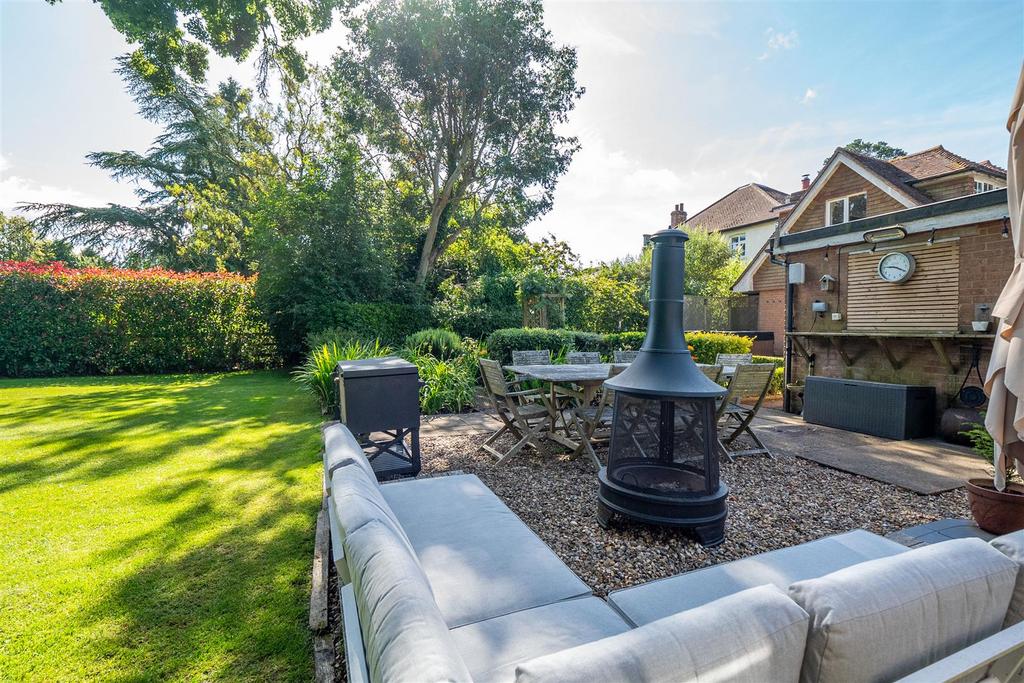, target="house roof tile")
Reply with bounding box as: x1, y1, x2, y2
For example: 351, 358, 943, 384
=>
889, 145, 1007, 180
686, 183, 790, 233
